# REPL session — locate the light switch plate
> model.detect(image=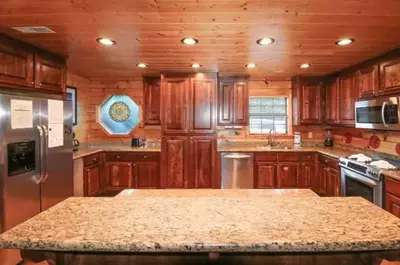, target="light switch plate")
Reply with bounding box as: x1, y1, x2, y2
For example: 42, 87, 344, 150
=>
308, 132, 313, 139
